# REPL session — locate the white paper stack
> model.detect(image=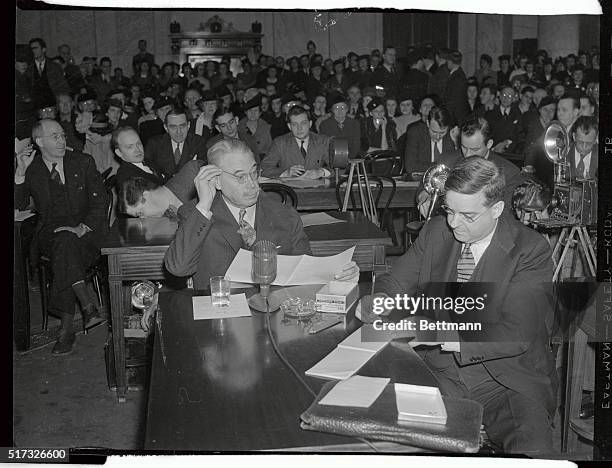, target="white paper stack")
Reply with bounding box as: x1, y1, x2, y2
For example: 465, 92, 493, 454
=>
395, 383, 447, 425
305, 327, 390, 380
319, 375, 390, 408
